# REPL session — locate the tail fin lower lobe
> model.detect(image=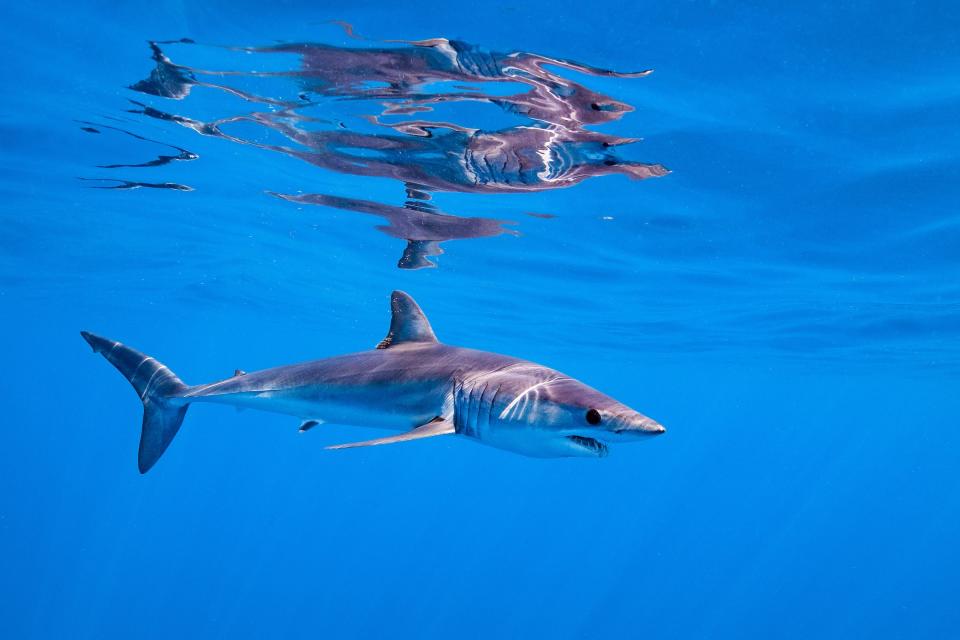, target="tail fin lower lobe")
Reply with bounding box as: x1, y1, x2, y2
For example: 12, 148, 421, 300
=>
81, 331, 190, 473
